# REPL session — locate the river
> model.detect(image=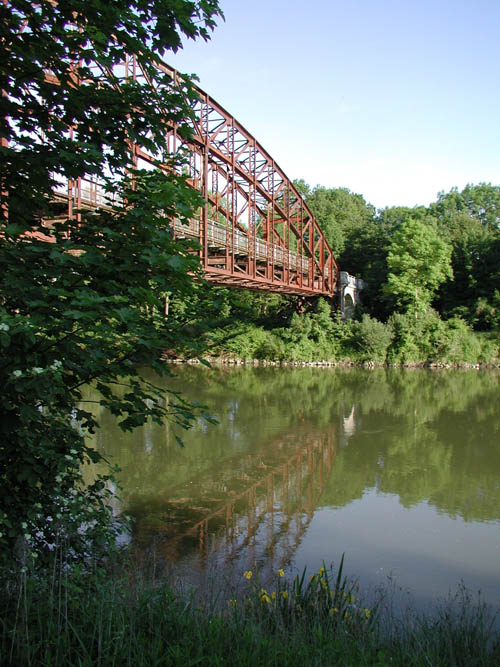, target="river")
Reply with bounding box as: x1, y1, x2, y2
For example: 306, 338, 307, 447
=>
87, 365, 500, 611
